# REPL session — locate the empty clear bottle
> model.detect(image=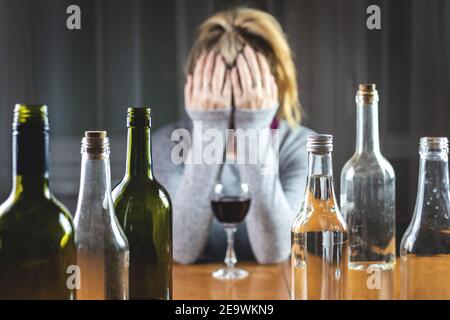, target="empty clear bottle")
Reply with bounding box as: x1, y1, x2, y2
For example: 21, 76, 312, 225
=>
74, 131, 129, 300
291, 134, 348, 300
340, 84, 395, 299
400, 137, 450, 299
